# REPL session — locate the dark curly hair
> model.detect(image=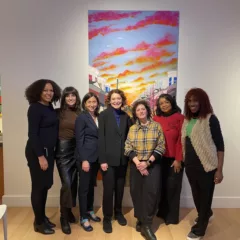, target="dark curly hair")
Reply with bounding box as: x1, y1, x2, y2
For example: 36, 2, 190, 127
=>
132, 100, 152, 122
105, 89, 127, 107
156, 94, 181, 116
184, 88, 213, 120
82, 92, 100, 116
59, 86, 81, 116
25, 79, 61, 105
